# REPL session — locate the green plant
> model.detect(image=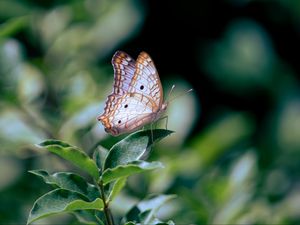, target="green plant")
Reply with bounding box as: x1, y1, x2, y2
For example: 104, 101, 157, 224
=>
27, 129, 175, 225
